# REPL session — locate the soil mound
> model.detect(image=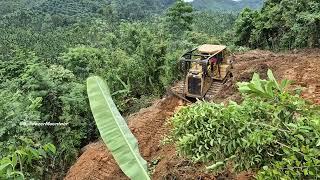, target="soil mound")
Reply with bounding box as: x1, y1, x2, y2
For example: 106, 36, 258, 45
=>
217, 49, 320, 104
65, 49, 320, 180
